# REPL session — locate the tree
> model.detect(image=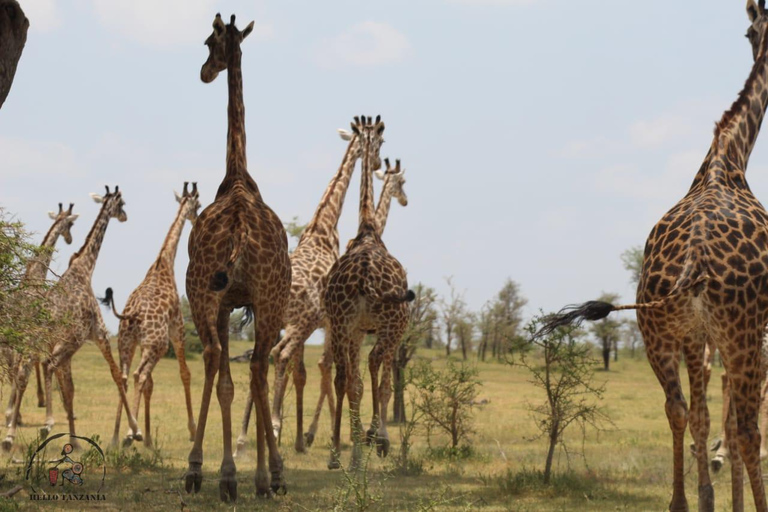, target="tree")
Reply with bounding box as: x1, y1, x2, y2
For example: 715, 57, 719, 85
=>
455, 313, 475, 361
518, 317, 611, 484
623, 319, 643, 358
476, 304, 492, 362
392, 284, 437, 424
589, 292, 622, 370
410, 359, 481, 451
284, 216, 307, 252
0, 210, 54, 371
0, 0, 28, 109
489, 279, 528, 360
165, 296, 202, 358
621, 245, 644, 287
440, 277, 465, 357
